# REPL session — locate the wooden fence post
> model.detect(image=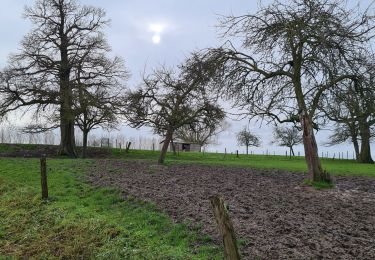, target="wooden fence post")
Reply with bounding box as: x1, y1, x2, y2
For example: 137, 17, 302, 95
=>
210, 196, 240, 260
40, 155, 48, 200
236, 150, 239, 158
